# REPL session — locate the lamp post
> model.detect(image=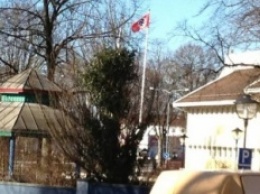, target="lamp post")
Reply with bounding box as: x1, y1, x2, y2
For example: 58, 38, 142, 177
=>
149, 87, 189, 161
232, 127, 243, 160
179, 133, 188, 168
234, 94, 258, 148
